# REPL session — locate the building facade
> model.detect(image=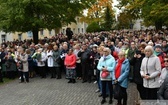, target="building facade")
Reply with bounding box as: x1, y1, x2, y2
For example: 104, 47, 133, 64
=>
3, 17, 88, 42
